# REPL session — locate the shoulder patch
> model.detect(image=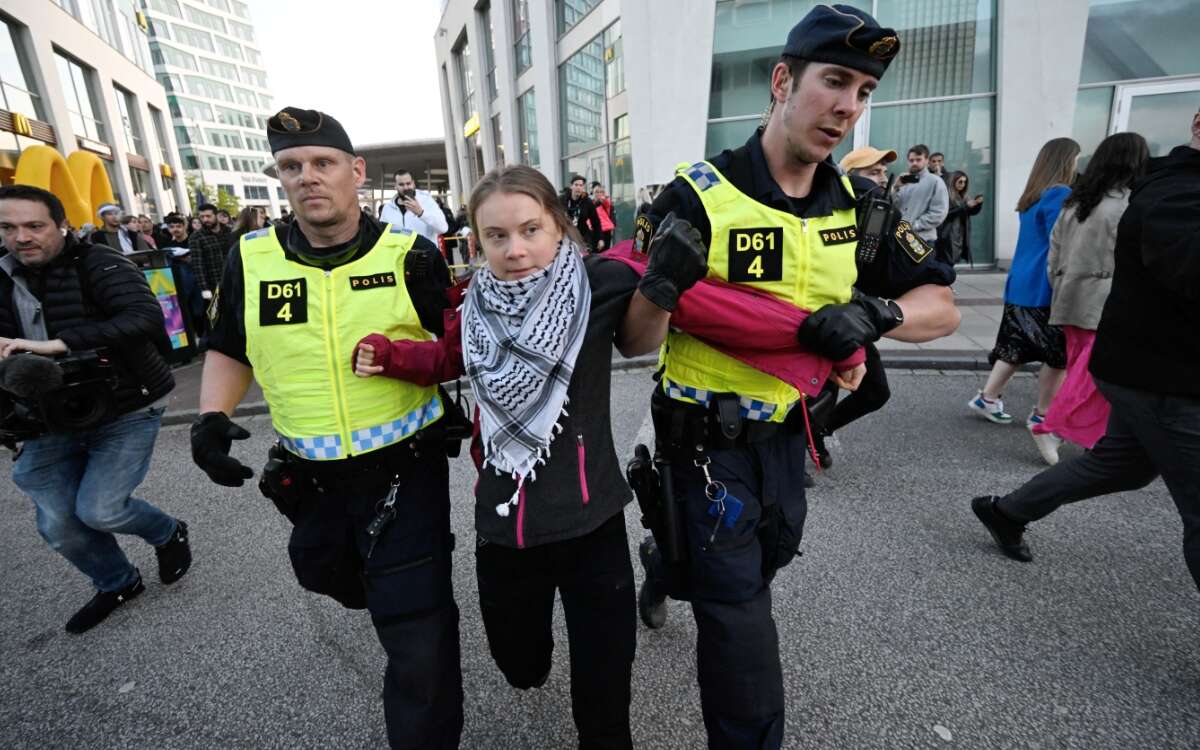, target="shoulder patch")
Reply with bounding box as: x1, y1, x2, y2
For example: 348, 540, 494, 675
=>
682, 162, 721, 192
389, 225, 413, 235
894, 220, 931, 264
633, 214, 654, 254
245, 227, 271, 240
